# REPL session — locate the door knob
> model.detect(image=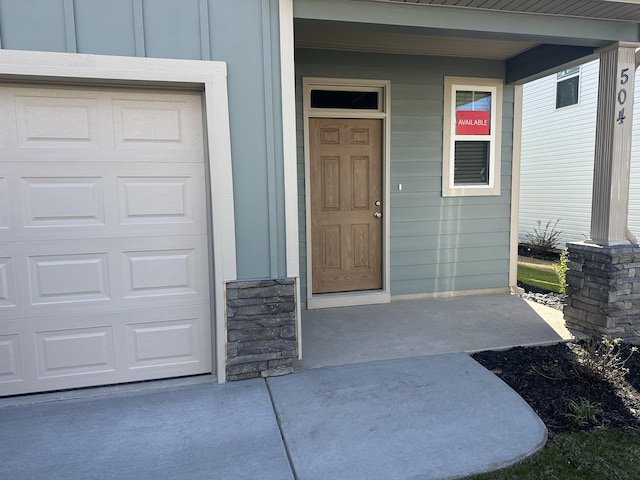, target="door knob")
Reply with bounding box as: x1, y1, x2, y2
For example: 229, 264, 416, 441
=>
374, 211, 382, 218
